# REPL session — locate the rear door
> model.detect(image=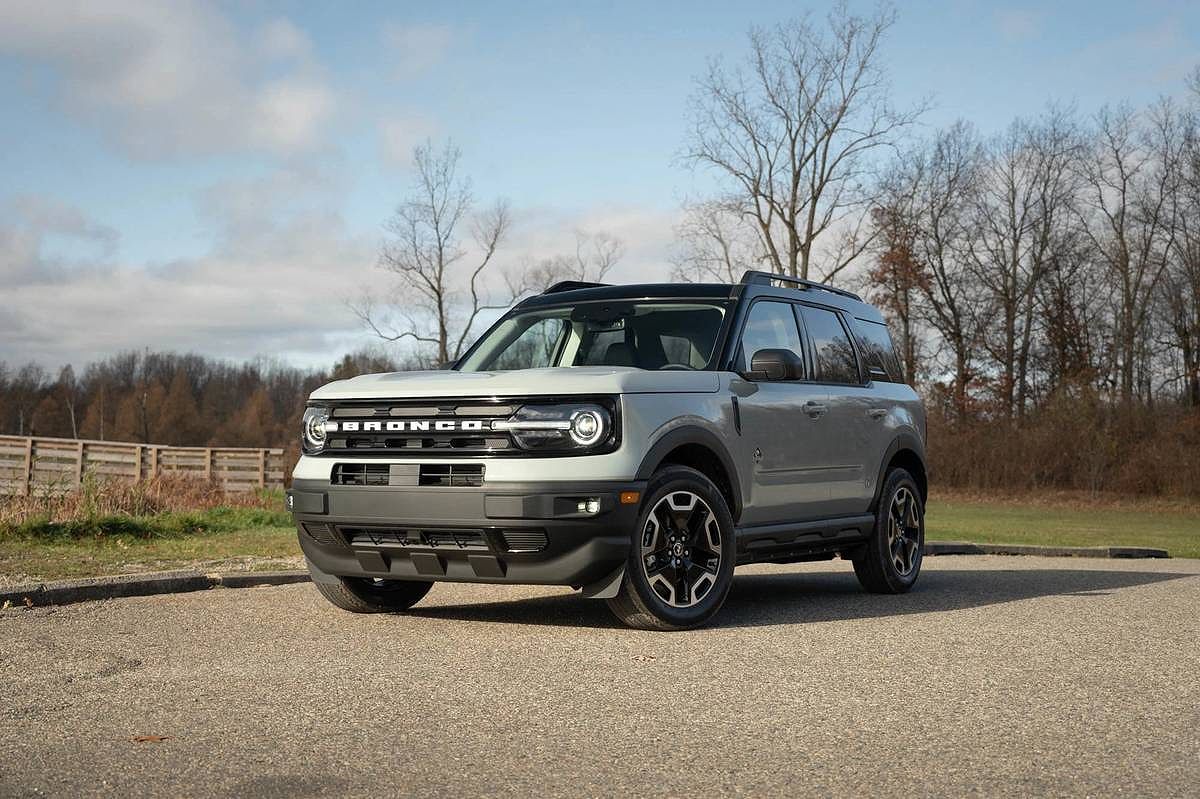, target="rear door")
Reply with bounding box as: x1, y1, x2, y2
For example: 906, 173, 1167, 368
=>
796, 304, 878, 516
731, 299, 835, 525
